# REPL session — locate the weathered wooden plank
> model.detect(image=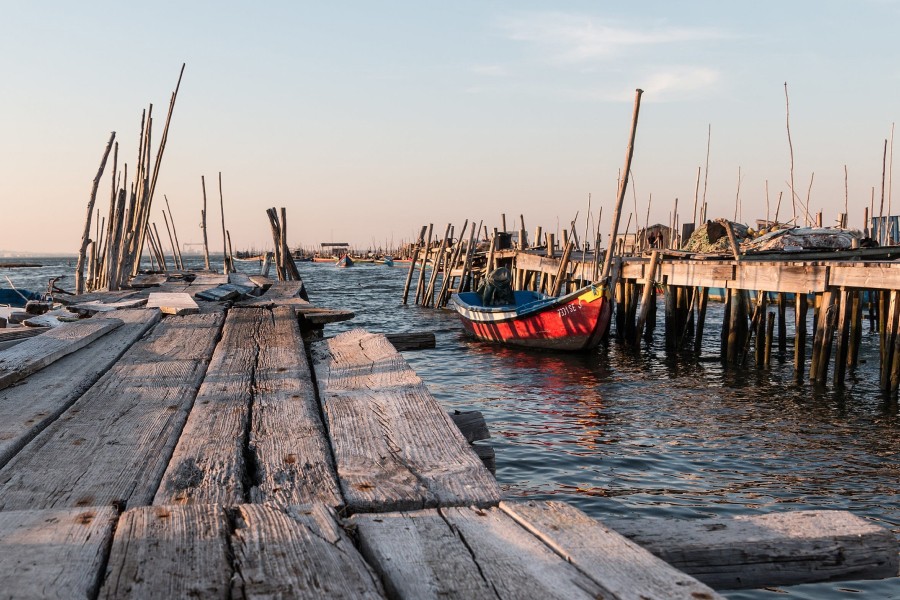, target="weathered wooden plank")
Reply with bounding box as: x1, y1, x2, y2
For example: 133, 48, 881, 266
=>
232, 503, 384, 599
311, 329, 501, 513
250, 307, 343, 507
194, 283, 255, 302
448, 410, 490, 443
0, 309, 161, 470
385, 331, 436, 350
146, 292, 200, 315
0, 312, 223, 510
128, 273, 168, 288
501, 501, 722, 599
730, 263, 829, 293
0, 317, 123, 391
67, 297, 148, 316
227, 272, 258, 288
661, 262, 734, 289
0, 506, 117, 598
99, 504, 231, 599
234, 281, 306, 308
830, 262, 900, 289
605, 510, 900, 590
0, 326, 48, 343
154, 309, 260, 506
353, 506, 608, 599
